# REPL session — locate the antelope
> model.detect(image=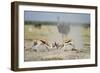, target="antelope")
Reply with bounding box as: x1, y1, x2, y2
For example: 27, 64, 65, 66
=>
31, 40, 50, 52
60, 39, 76, 51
